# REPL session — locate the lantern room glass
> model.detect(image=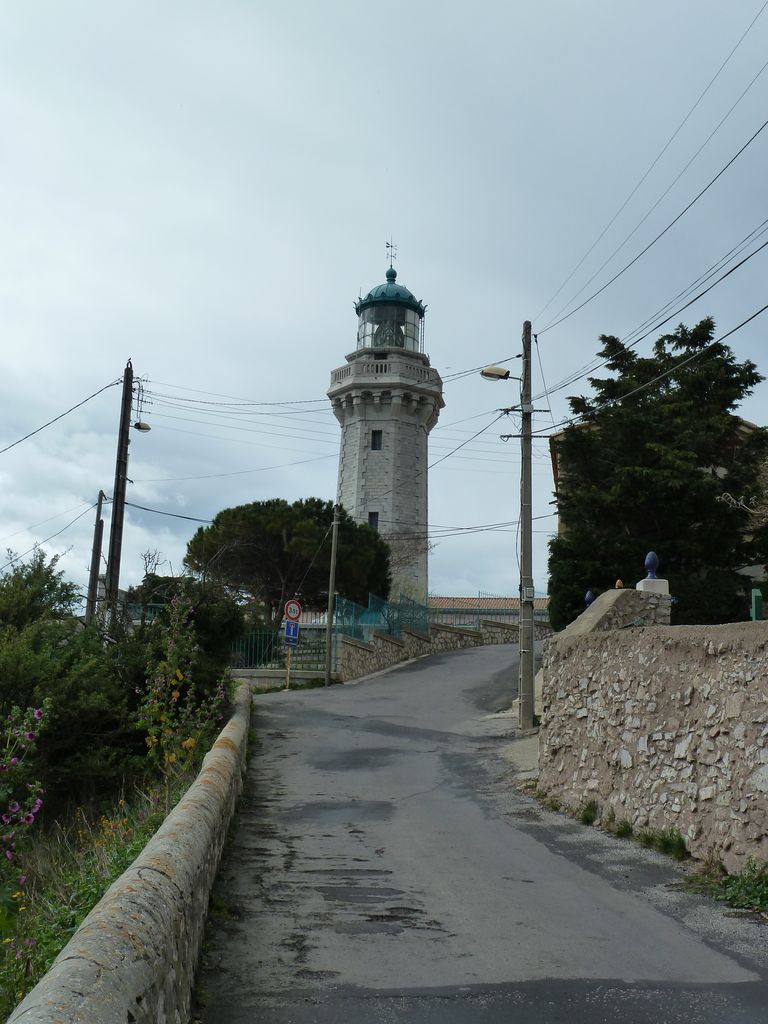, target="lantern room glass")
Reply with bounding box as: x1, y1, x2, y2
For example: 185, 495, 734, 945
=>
357, 304, 421, 351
